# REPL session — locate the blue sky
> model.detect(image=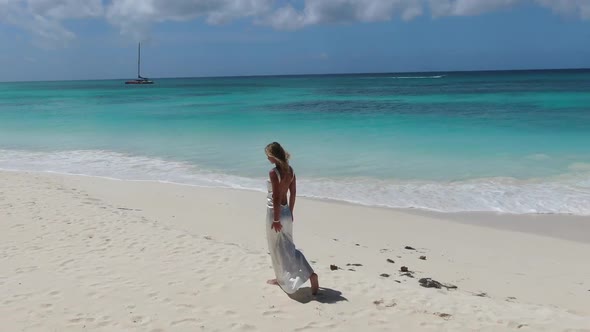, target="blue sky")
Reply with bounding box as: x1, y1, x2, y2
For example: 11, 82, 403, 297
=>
1, 0, 589, 82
